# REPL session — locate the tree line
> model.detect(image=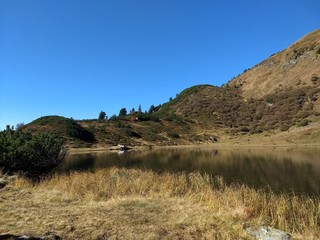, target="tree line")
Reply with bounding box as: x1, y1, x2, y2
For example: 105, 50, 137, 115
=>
98, 104, 162, 121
